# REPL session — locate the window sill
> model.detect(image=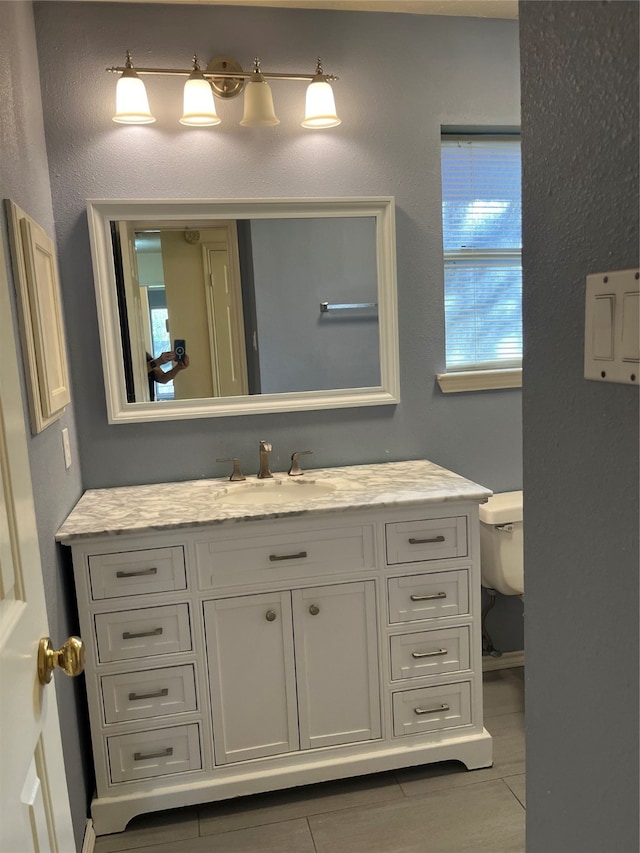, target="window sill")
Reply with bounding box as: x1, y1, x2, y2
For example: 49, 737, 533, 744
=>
436, 368, 522, 393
